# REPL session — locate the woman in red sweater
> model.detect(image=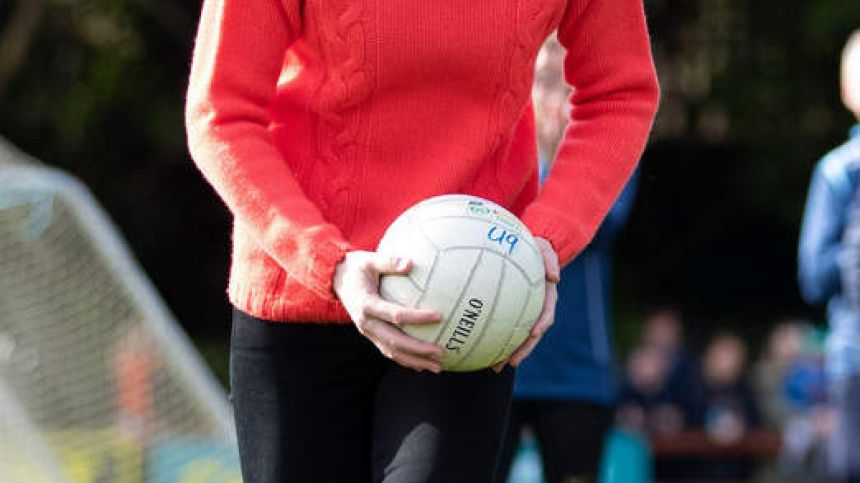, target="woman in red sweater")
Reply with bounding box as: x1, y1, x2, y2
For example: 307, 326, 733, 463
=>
185, 0, 659, 480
